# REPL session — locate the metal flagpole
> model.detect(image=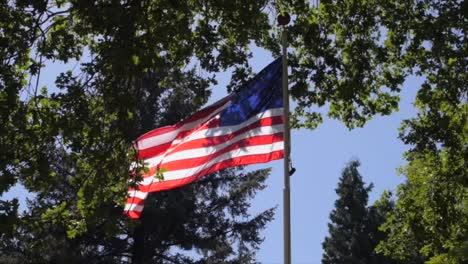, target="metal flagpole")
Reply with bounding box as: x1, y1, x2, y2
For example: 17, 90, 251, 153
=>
278, 12, 291, 264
